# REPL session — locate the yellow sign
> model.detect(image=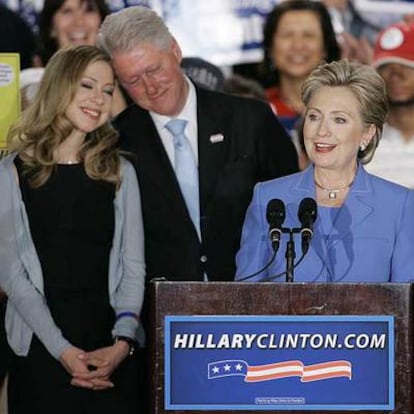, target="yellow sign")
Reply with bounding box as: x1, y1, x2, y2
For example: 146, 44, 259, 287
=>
0, 54, 20, 149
